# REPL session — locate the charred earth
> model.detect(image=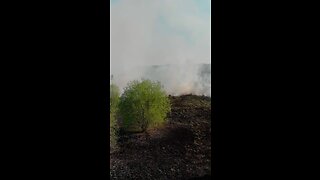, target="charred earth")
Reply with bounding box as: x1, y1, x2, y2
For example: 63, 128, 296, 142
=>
110, 94, 211, 180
